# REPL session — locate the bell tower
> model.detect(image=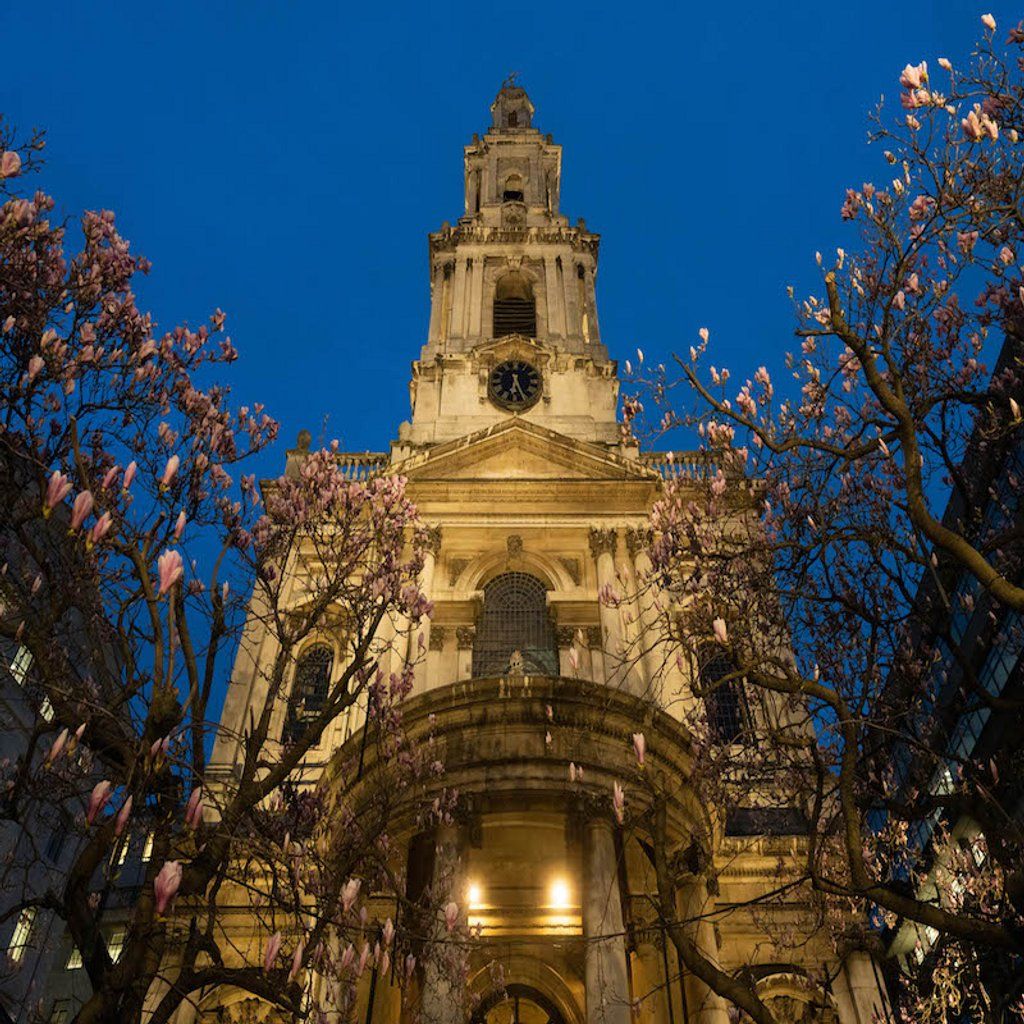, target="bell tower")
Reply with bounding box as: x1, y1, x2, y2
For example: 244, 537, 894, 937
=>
396, 80, 620, 451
